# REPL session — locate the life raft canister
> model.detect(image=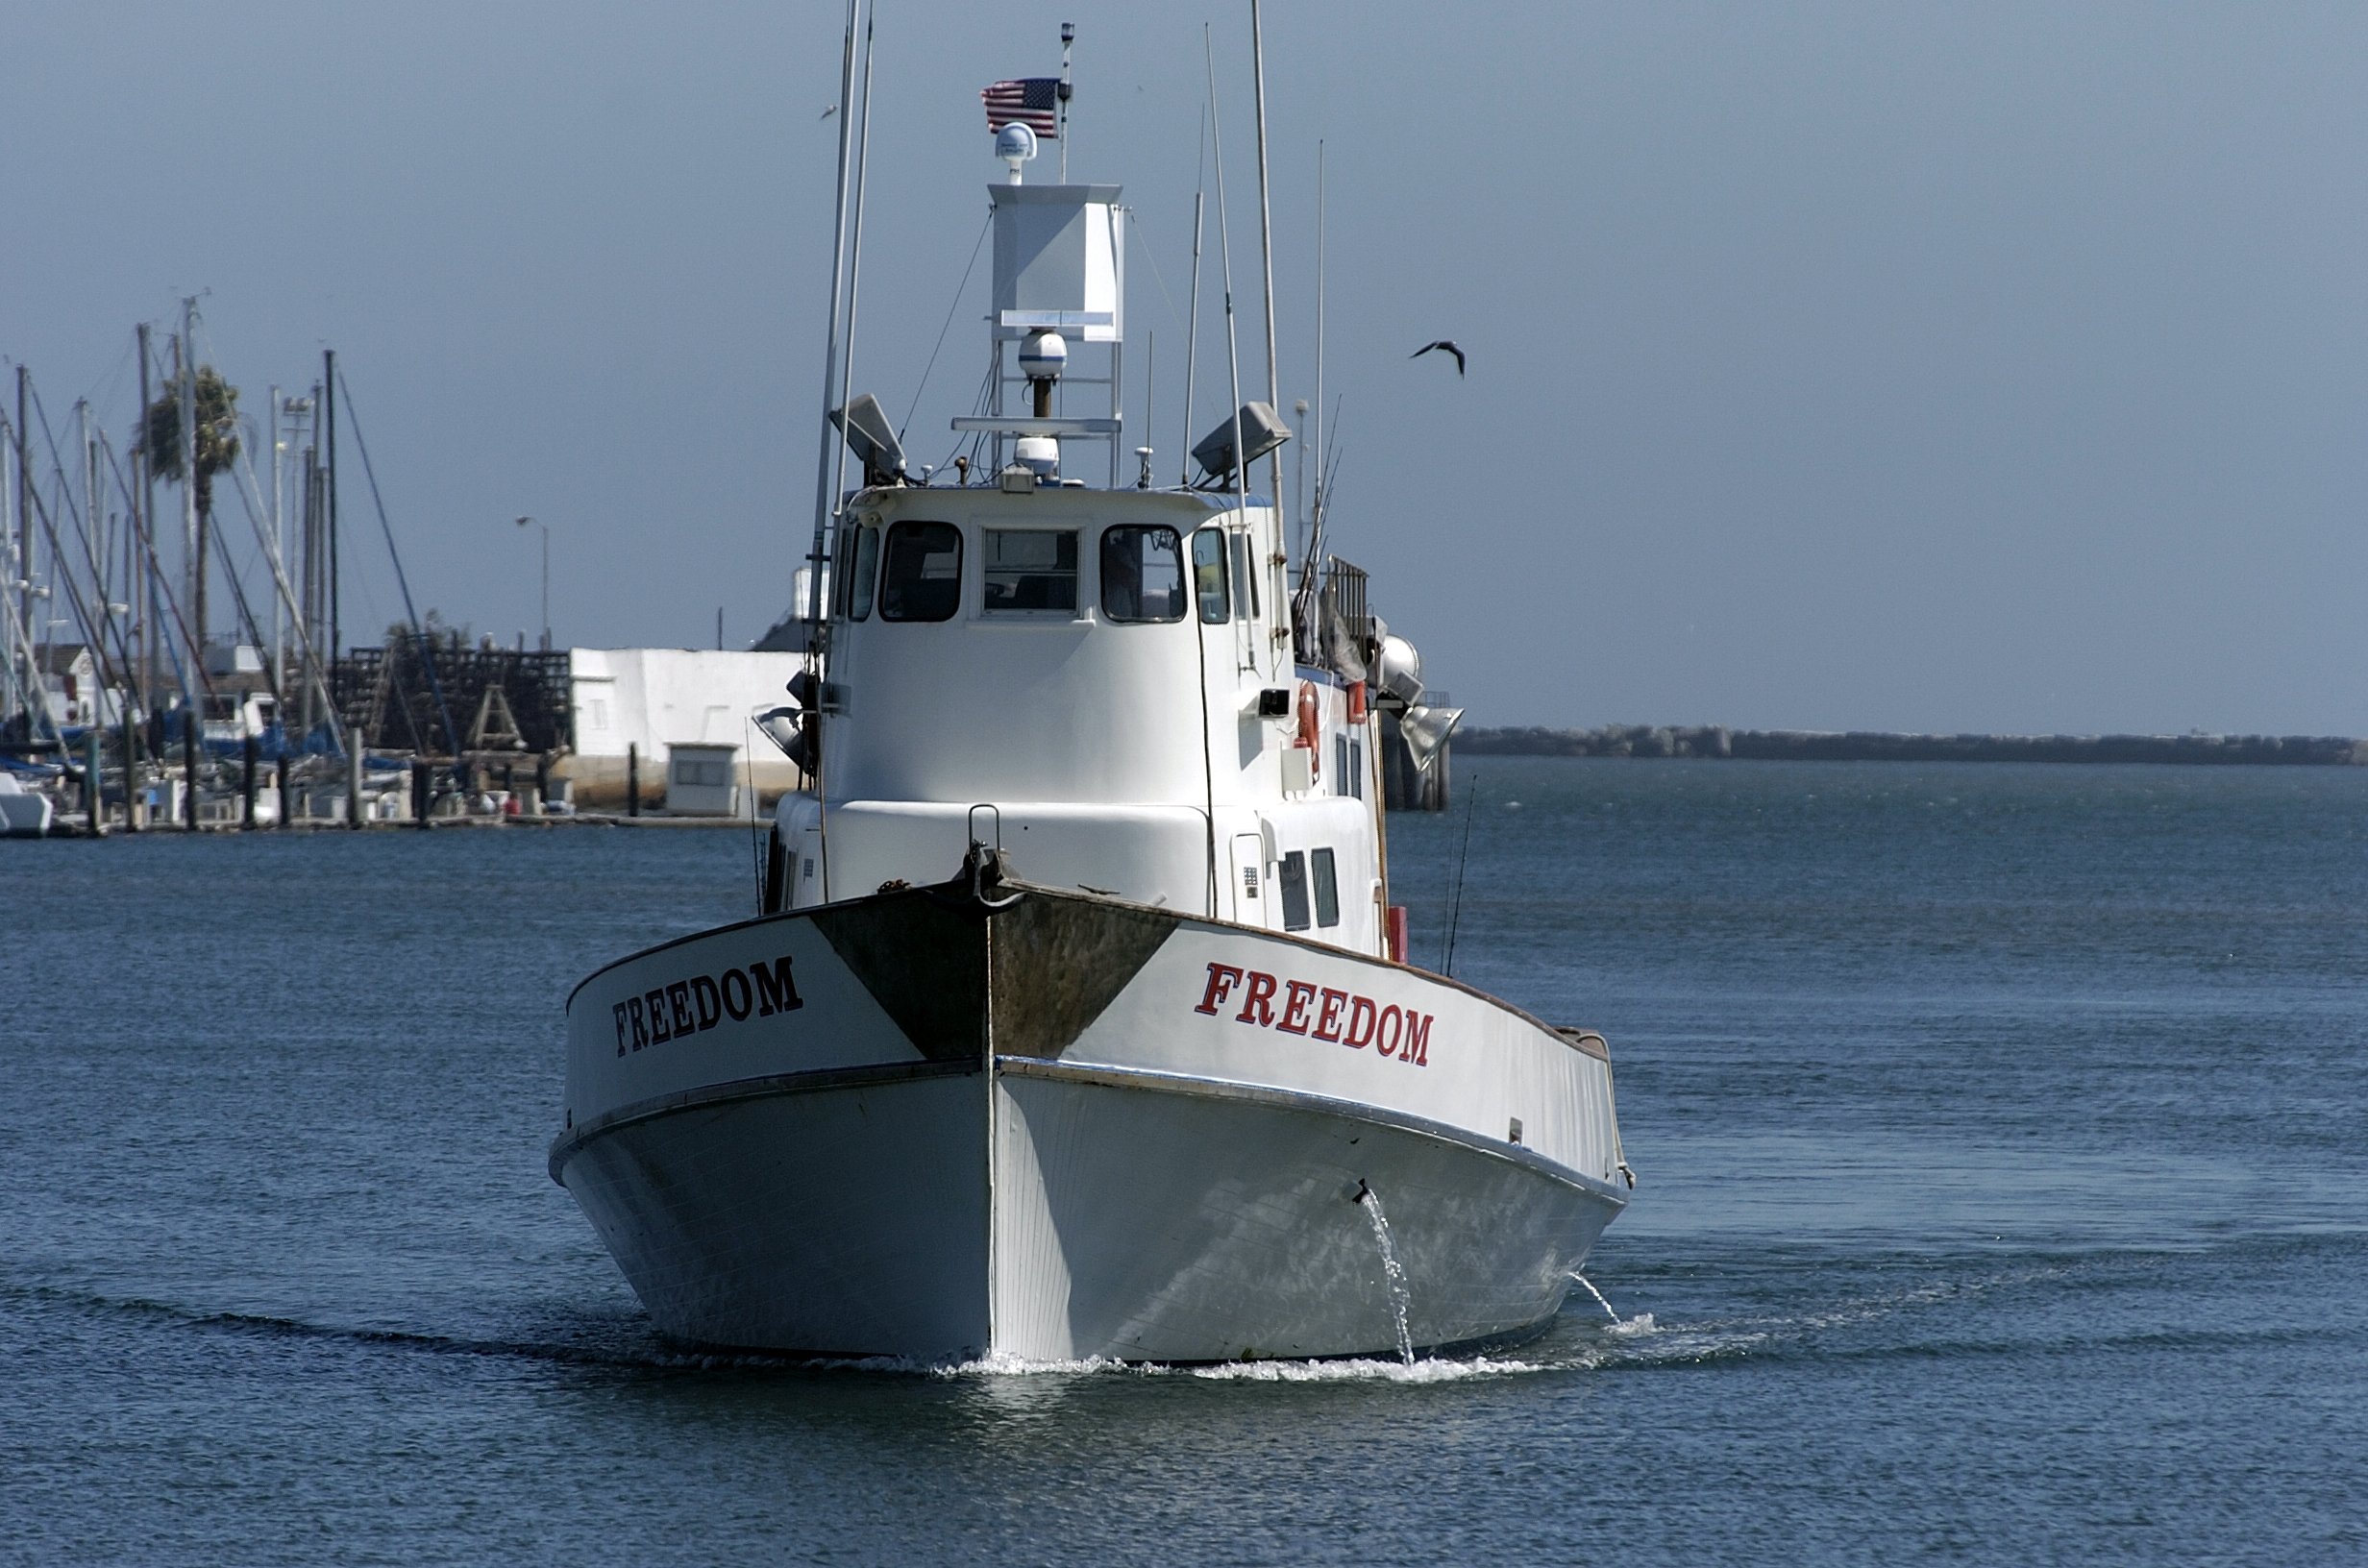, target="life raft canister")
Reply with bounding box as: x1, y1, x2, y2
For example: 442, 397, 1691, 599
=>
1295, 680, 1320, 781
